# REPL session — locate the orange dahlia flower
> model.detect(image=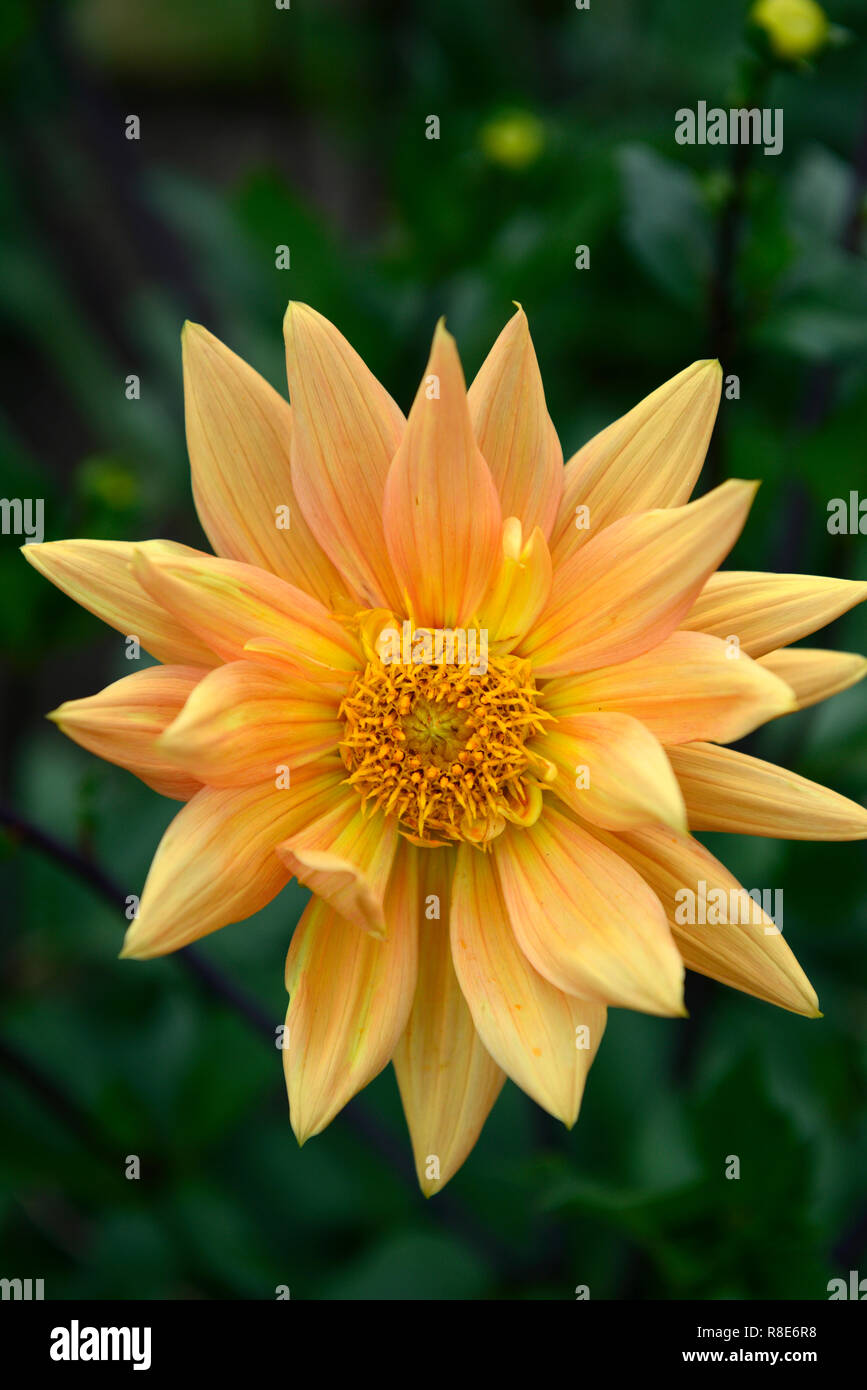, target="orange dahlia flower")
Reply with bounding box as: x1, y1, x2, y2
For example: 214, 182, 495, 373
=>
24, 304, 867, 1194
